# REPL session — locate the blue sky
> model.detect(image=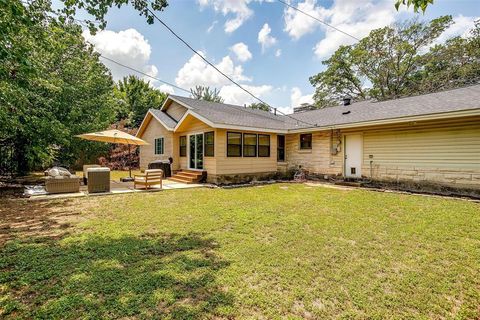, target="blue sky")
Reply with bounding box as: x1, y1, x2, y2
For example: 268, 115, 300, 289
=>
79, 0, 480, 113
